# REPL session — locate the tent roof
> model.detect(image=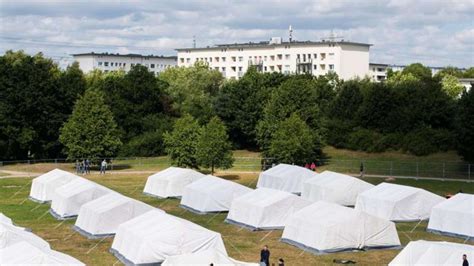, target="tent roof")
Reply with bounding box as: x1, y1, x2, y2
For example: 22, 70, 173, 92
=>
389, 240, 474, 266
231, 187, 307, 208
162, 249, 258, 266
0, 241, 85, 265
432, 193, 473, 213
281, 201, 400, 252
257, 164, 317, 193
262, 163, 315, 178
111, 210, 227, 264
29, 169, 80, 202
185, 175, 251, 193
304, 171, 371, 188
148, 167, 204, 181
0, 212, 12, 225
358, 183, 439, 202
